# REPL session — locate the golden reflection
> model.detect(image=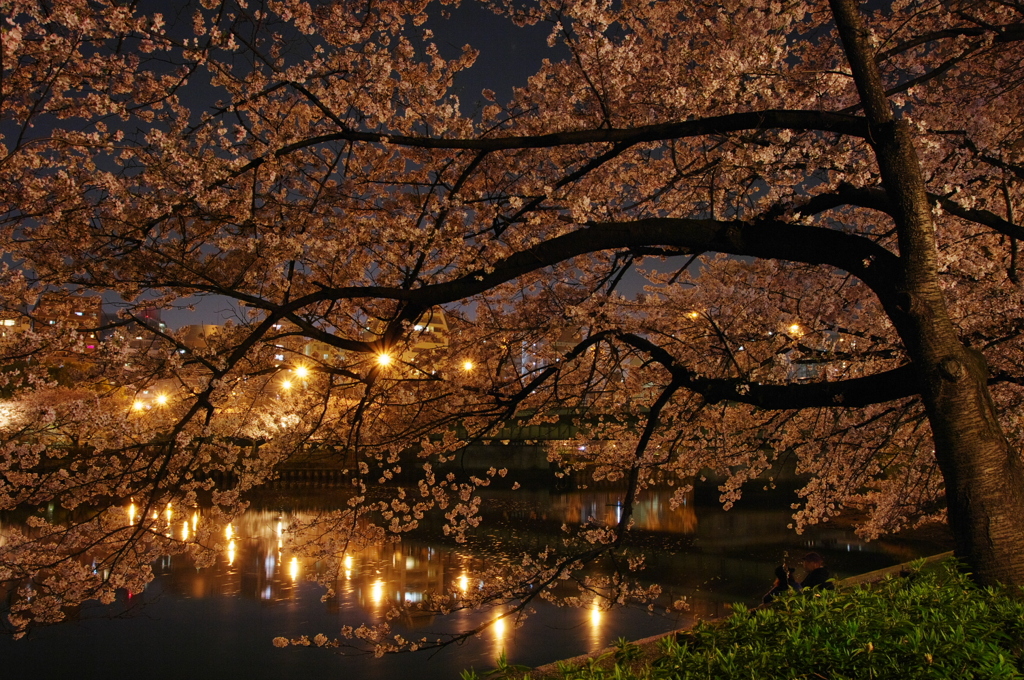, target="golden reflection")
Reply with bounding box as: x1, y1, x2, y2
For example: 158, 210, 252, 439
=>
227, 540, 236, 566
165, 503, 173, 523
225, 523, 233, 540
555, 490, 697, 534
191, 511, 198, 531
127, 503, 136, 525
493, 615, 506, 645
588, 599, 605, 652
490, 615, 508, 666
289, 557, 300, 582
370, 579, 384, 606
181, 520, 189, 541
